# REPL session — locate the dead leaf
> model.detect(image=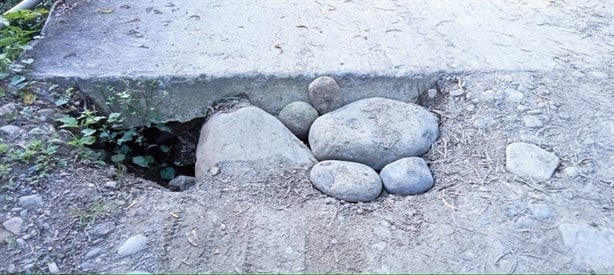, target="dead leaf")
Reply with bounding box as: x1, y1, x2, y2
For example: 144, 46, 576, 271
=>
96, 8, 114, 14
22, 92, 37, 105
